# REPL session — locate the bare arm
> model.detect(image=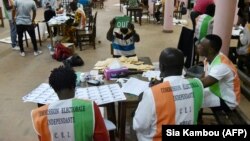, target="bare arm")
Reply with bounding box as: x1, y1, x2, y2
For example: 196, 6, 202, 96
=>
106, 26, 114, 41
12, 7, 16, 22
133, 31, 140, 42
200, 75, 218, 88
32, 9, 36, 23
107, 18, 116, 41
